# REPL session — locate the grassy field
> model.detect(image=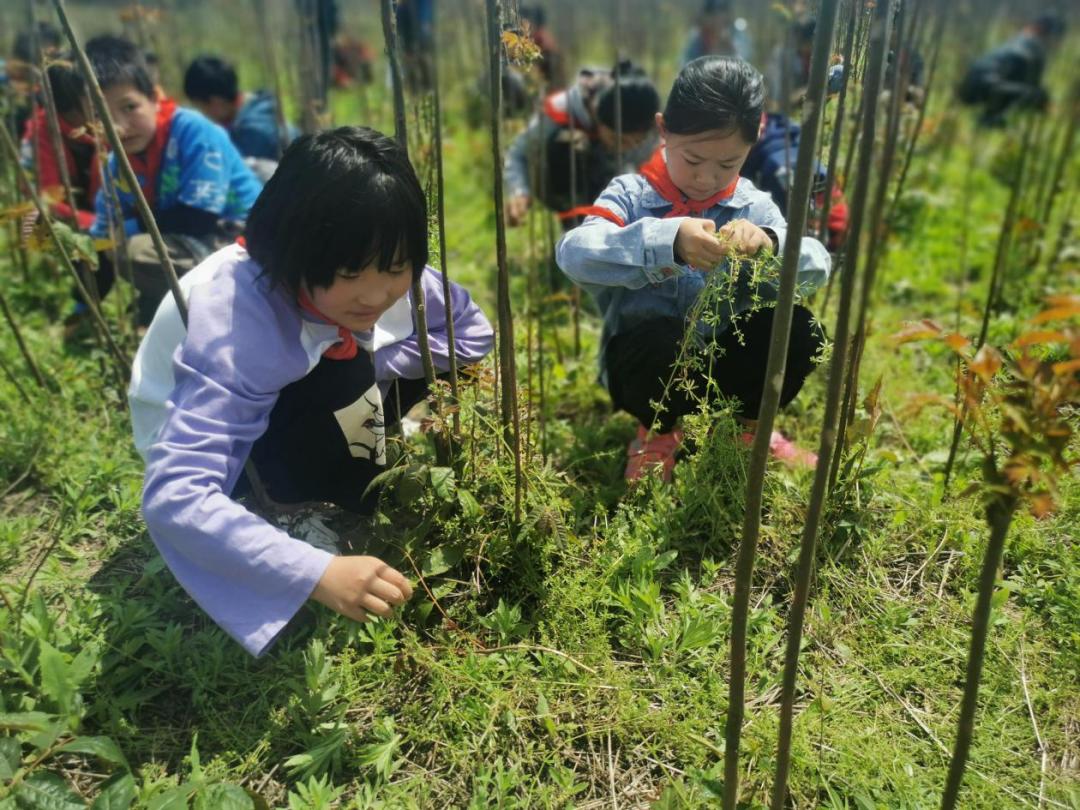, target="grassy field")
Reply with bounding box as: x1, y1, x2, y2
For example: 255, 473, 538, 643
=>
1, 2, 1079, 808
